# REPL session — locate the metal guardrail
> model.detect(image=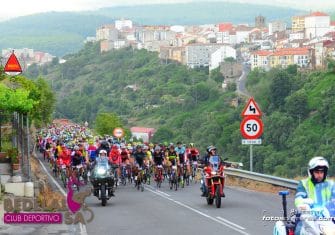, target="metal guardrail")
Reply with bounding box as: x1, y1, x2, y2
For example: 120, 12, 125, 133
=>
225, 168, 299, 190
